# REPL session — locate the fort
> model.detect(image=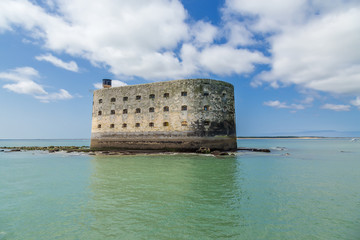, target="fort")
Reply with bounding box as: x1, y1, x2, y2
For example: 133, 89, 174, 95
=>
90, 78, 237, 151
